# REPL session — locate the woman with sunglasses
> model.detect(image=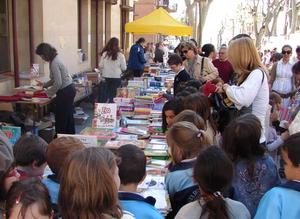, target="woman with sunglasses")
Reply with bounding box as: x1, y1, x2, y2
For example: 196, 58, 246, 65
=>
270, 45, 294, 121
182, 42, 218, 83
